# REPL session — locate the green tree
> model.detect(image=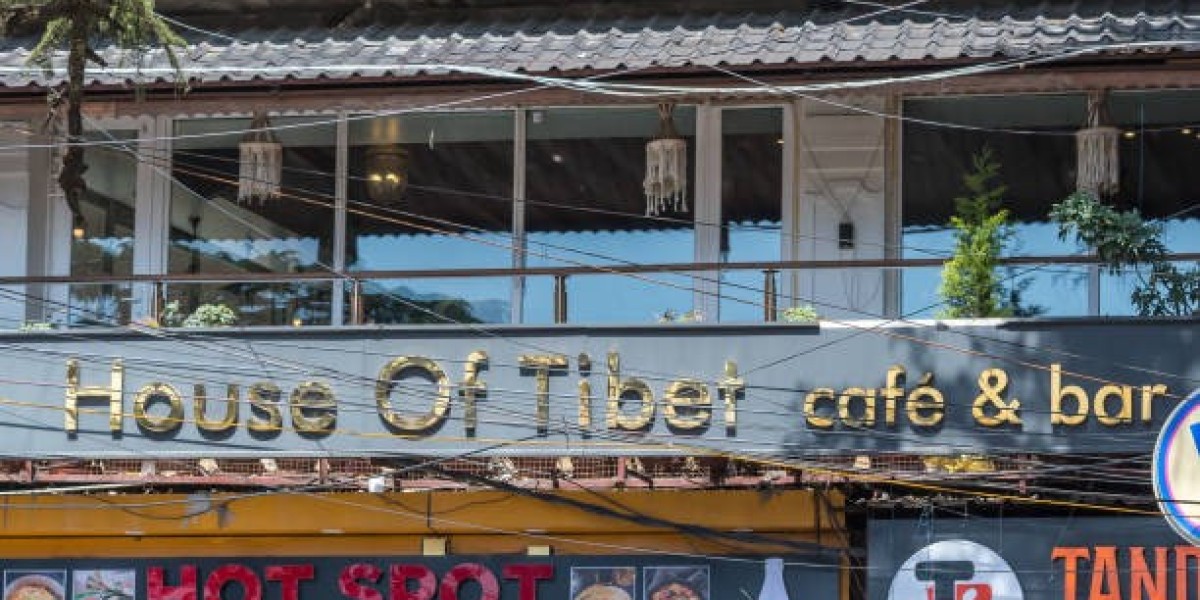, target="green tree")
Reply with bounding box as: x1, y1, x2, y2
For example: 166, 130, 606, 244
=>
938, 147, 1022, 318
1051, 191, 1200, 316
0, 0, 184, 231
